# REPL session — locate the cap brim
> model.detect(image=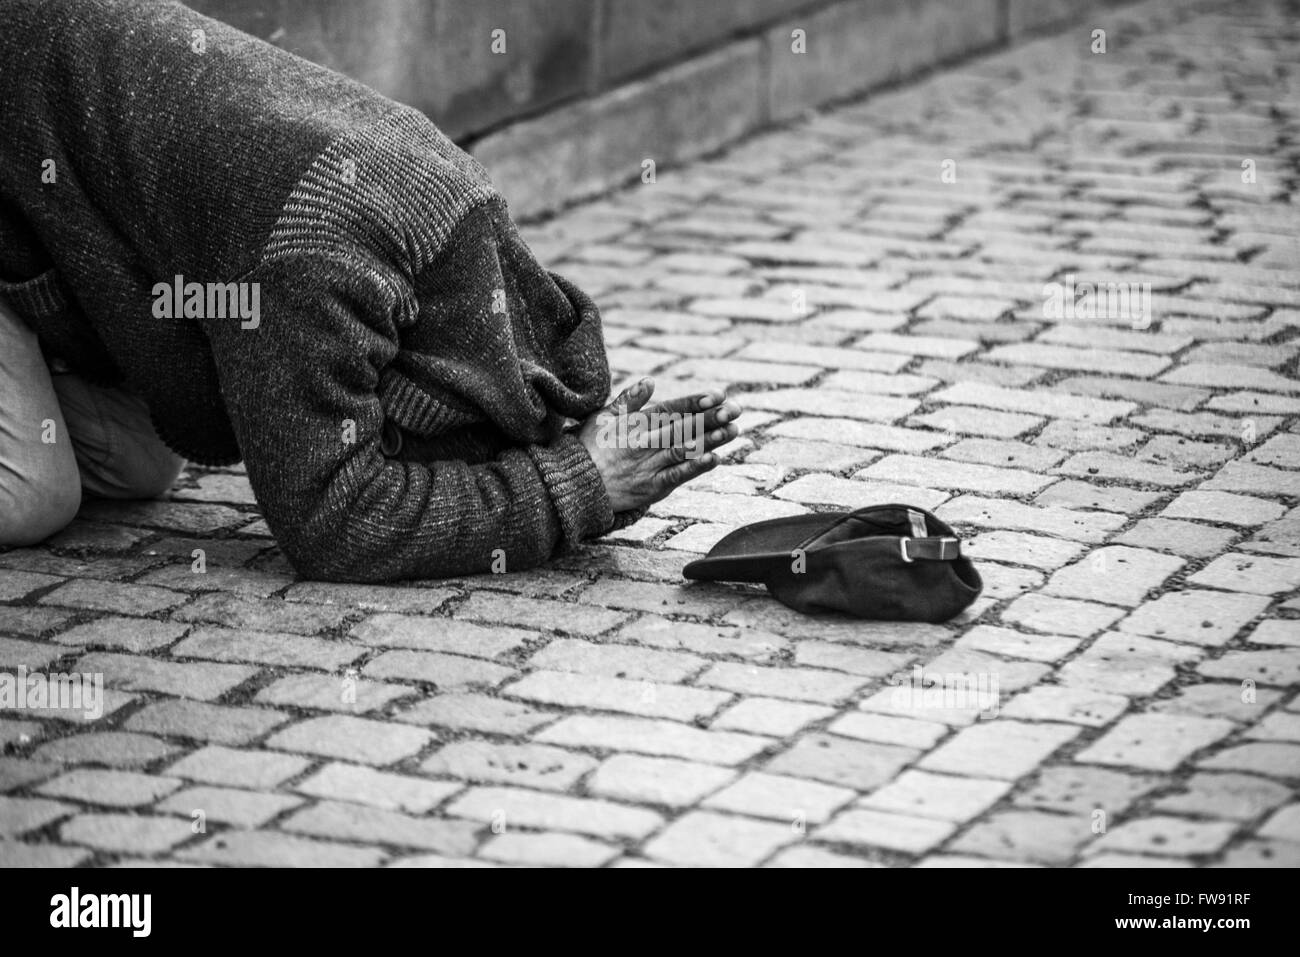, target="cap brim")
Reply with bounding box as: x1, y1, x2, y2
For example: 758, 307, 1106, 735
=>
682, 511, 850, 583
